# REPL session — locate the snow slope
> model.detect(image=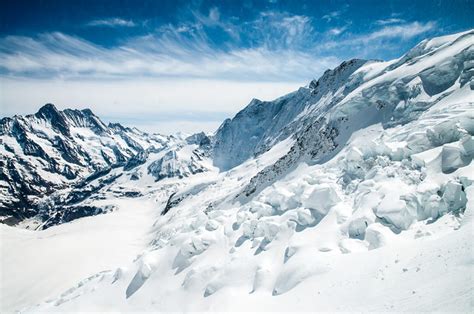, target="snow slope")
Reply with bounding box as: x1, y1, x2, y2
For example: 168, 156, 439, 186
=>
1, 29, 473, 312
0, 197, 158, 311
